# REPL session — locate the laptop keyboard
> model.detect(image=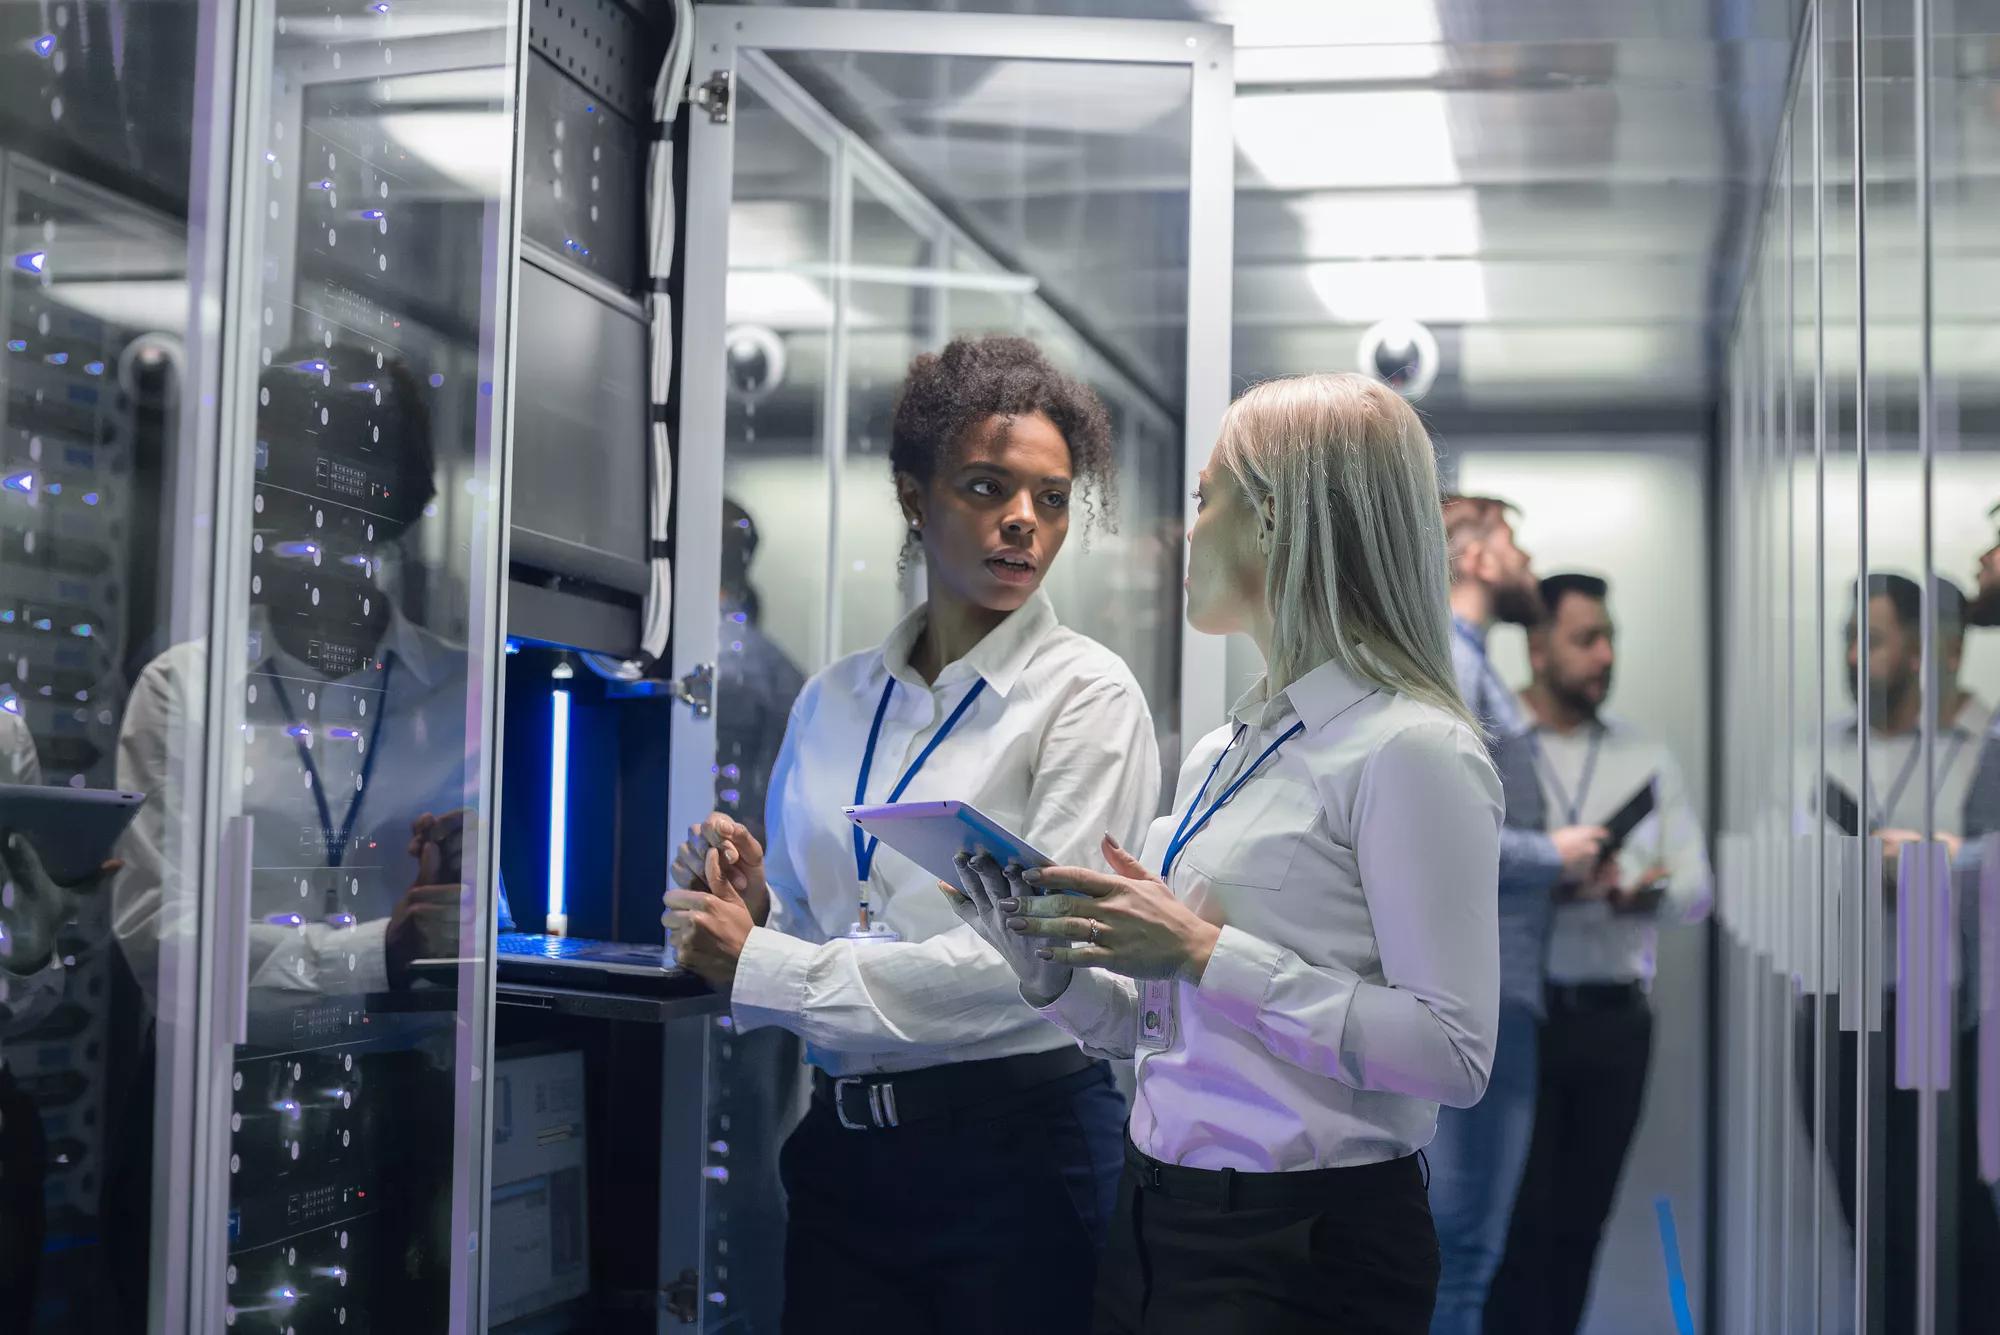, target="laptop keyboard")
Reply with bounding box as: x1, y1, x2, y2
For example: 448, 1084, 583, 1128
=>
498, 933, 600, 961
